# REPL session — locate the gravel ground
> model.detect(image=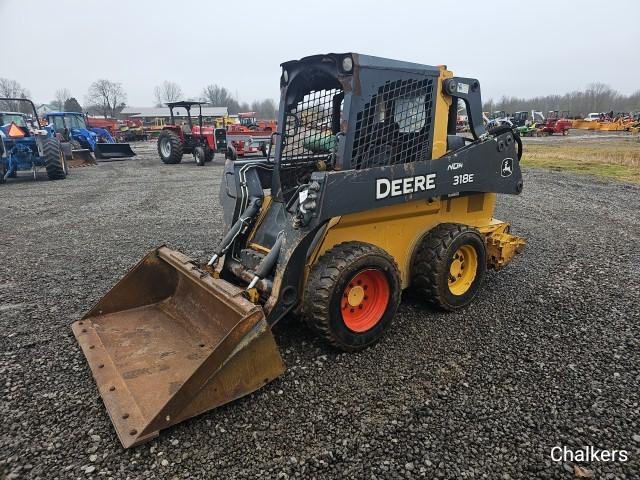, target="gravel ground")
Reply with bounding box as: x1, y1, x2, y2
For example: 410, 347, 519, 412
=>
1, 141, 639, 479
